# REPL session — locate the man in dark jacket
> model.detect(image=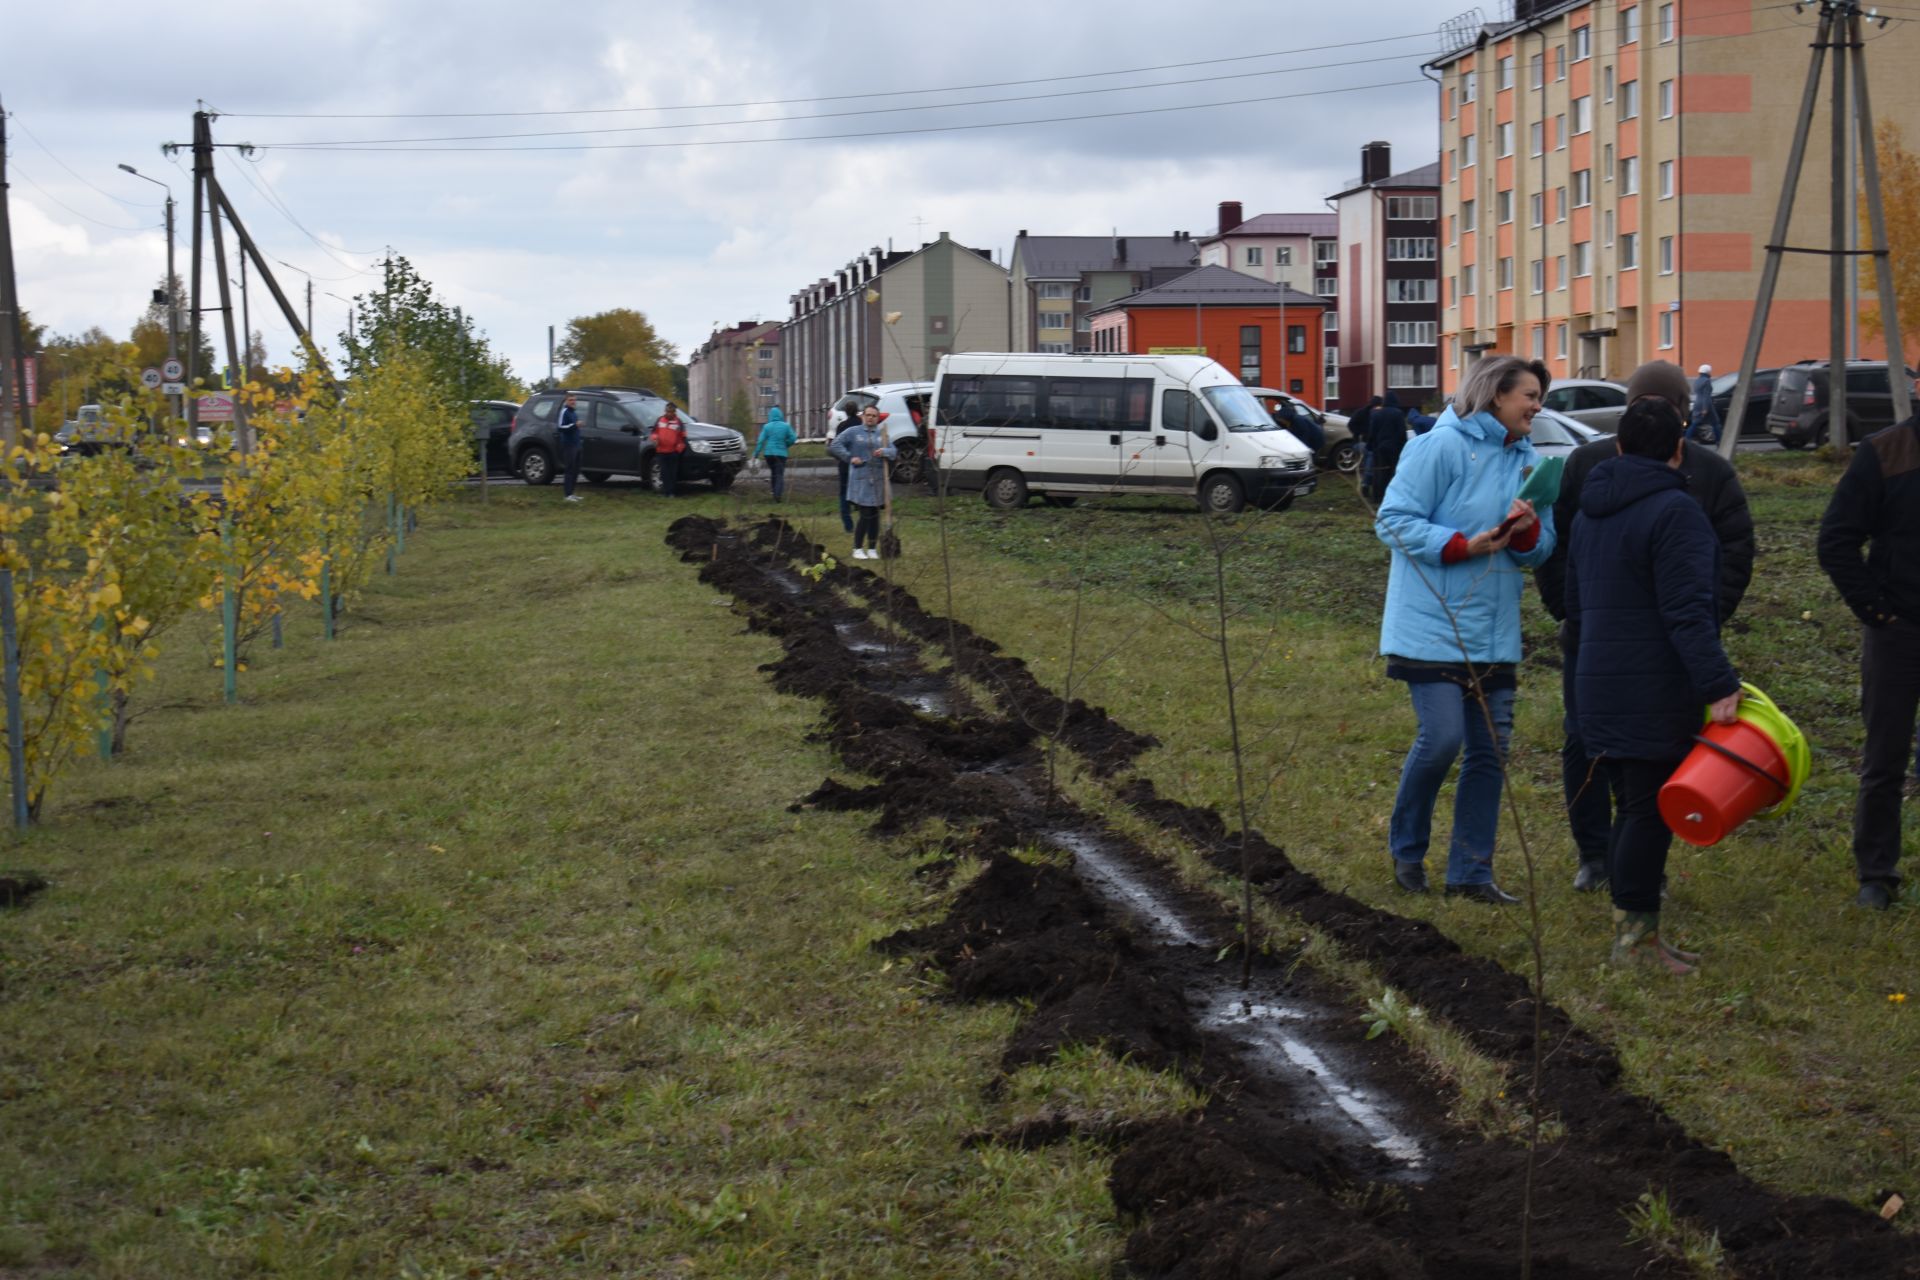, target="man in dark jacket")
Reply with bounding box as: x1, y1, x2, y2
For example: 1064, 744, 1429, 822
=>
1350, 394, 1381, 491
1366, 393, 1409, 503
1817, 389, 1920, 910
1535, 360, 1754, 892
1567, 397, 1743, 972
